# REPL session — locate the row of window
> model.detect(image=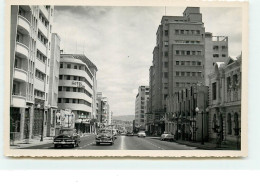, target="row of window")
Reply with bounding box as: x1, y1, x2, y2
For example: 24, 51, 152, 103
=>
213, 54, 227, 58
175, 50, 202, 56
60, 62, 93, 79
39, 12, 49, 28
35, 69, 45, 81
58, 98, 91, 107
176, 71, 202, 77
59, 75, 93, 89
175, 60, 202, 66
34, 89, 46, 100
175, 29, 201, 35
36, 50, 47, 63
176, 82, 198, 88
175, 40, 201, 44
58, 86, 92, 98
37, 31, 48, 45
213, 45, 227, 50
